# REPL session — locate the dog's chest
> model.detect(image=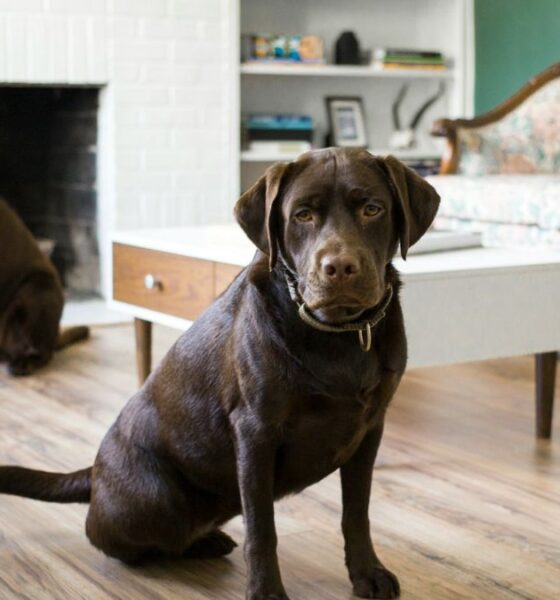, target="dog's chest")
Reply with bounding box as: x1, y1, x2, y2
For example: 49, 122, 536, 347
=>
274, 383, 381, 495
291, 355, 381, 437
294, 386, 379, 442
